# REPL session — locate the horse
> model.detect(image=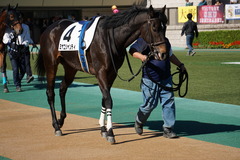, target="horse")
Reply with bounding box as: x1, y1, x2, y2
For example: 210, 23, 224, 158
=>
0, 4, 22, 93
35, 5, 168, 144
